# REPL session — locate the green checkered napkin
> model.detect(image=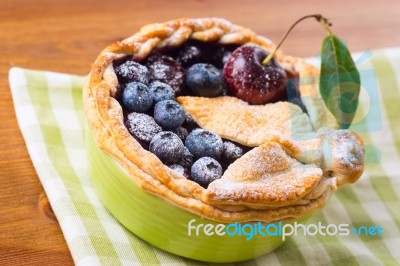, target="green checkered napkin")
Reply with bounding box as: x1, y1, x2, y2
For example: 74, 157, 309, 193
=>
8, 48, 400, 265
